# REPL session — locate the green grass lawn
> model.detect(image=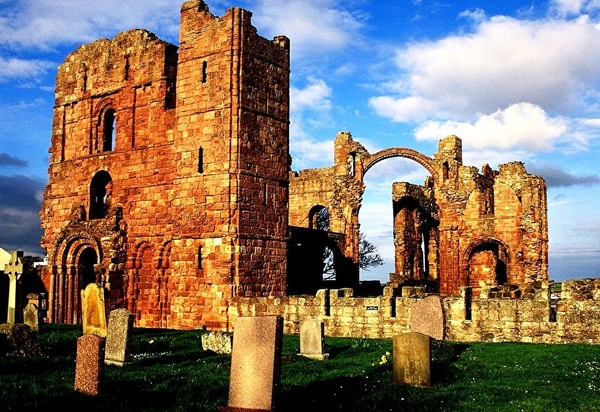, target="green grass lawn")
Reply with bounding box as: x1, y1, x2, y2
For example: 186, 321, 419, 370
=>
1, 324, 600, 411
